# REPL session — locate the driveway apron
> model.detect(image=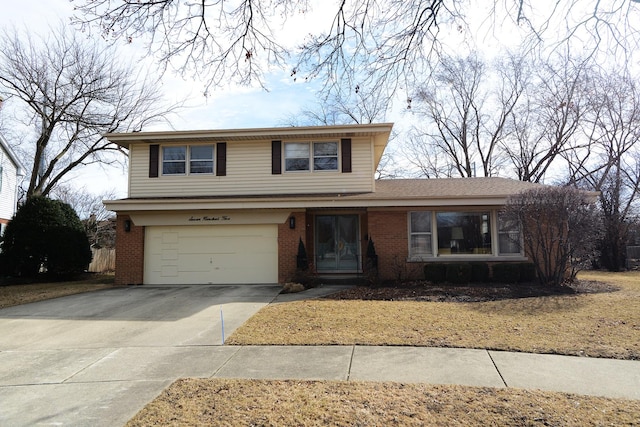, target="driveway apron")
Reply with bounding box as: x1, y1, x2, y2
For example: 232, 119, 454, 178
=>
0, 284, 281, 427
